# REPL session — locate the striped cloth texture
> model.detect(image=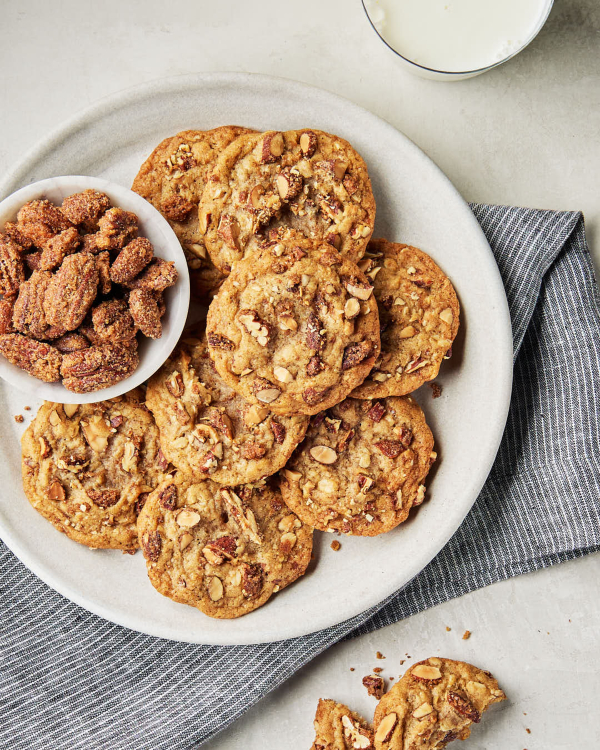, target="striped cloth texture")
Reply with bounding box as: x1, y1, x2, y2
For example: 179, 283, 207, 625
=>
1, 205, 599, 749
